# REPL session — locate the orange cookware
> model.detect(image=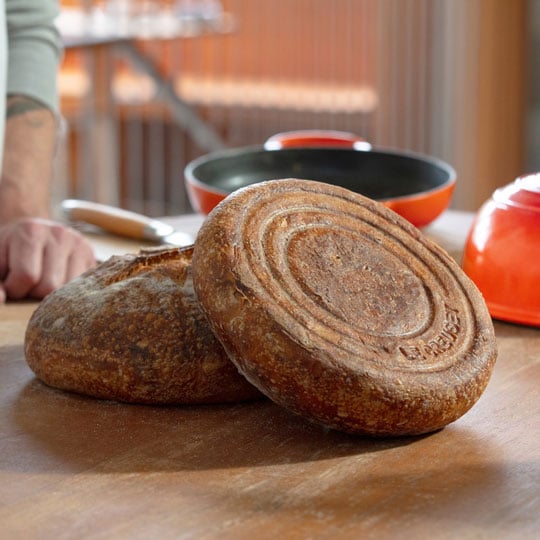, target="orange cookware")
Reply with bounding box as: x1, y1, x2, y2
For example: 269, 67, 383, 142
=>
184, 130, 456, 228
463, 173, 540, 327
